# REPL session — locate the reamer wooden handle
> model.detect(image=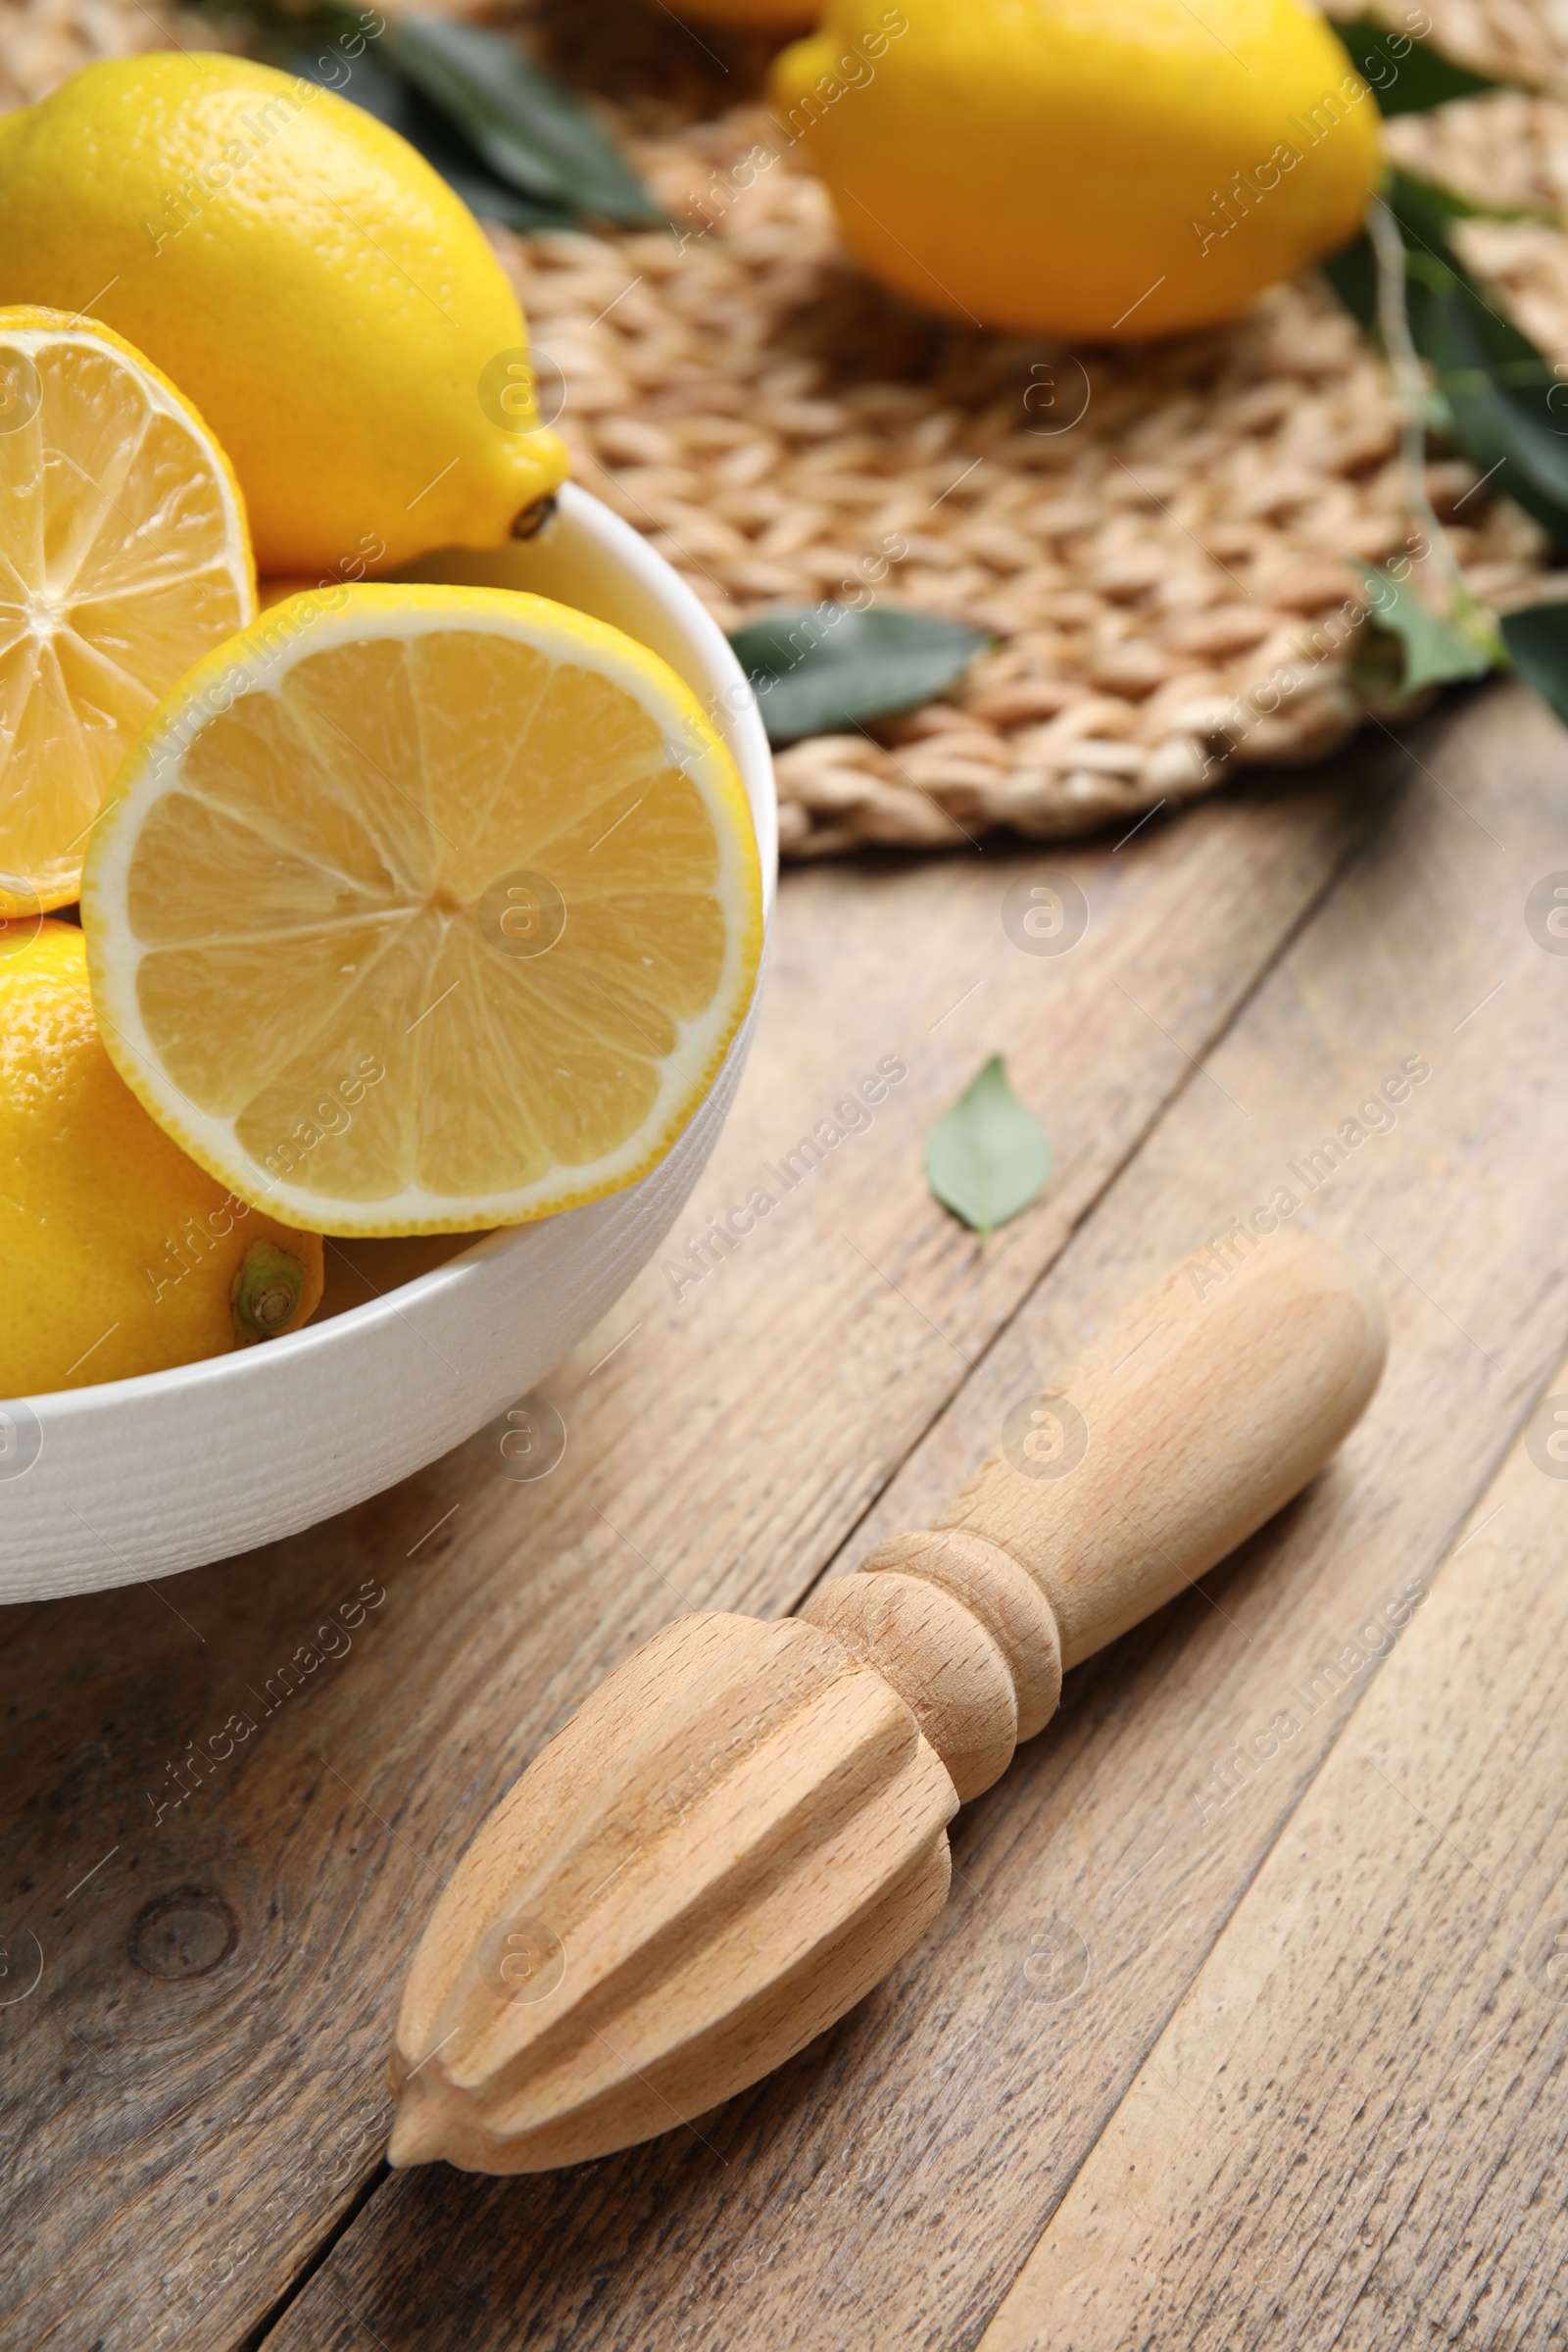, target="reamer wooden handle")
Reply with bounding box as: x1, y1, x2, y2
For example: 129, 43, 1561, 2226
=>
388, 1230, 1386, 2174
